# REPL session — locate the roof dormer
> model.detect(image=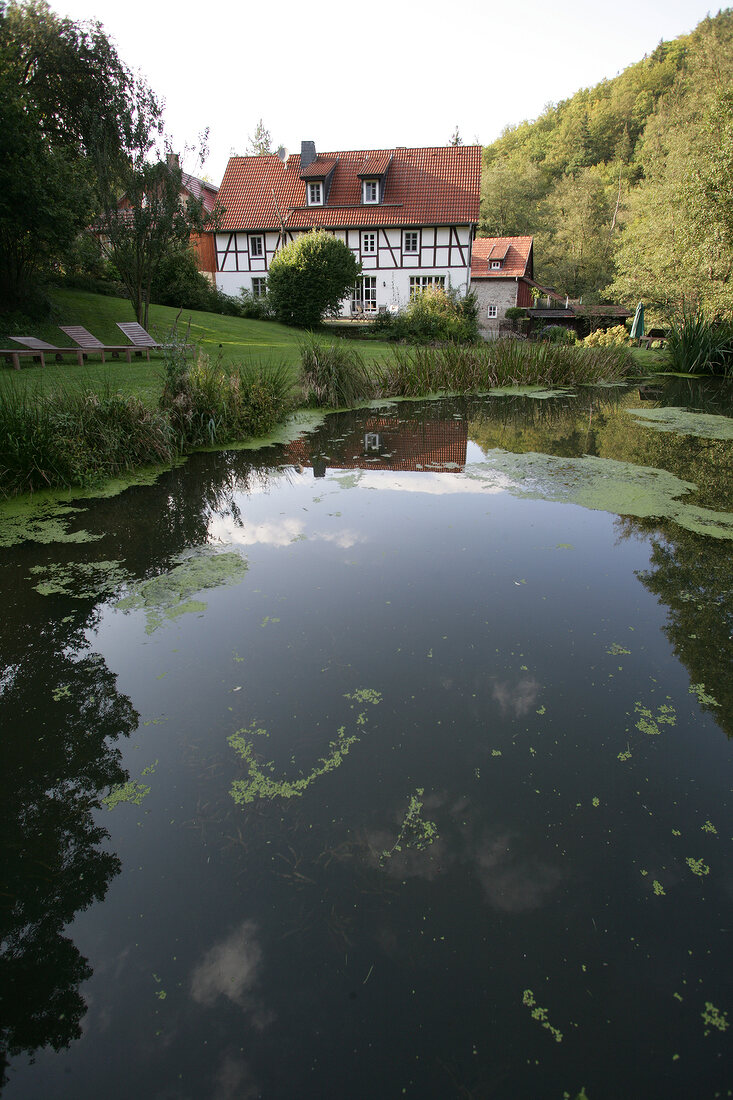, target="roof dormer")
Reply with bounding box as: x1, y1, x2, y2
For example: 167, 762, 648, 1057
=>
357, 153, 393, 205
299, 141, 338, 206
